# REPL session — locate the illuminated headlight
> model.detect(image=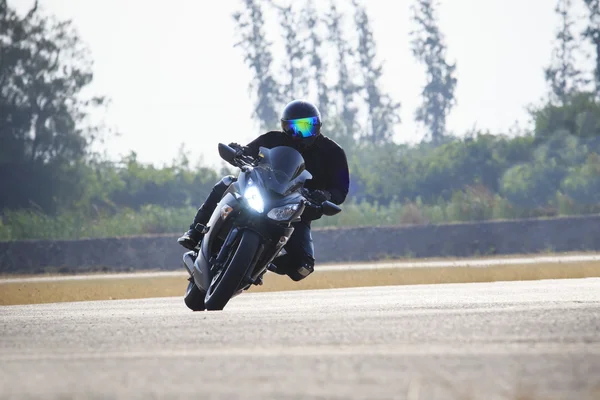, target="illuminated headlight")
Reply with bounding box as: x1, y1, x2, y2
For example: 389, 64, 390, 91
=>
267, 204, 299, 221
244, 186, 264, 213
